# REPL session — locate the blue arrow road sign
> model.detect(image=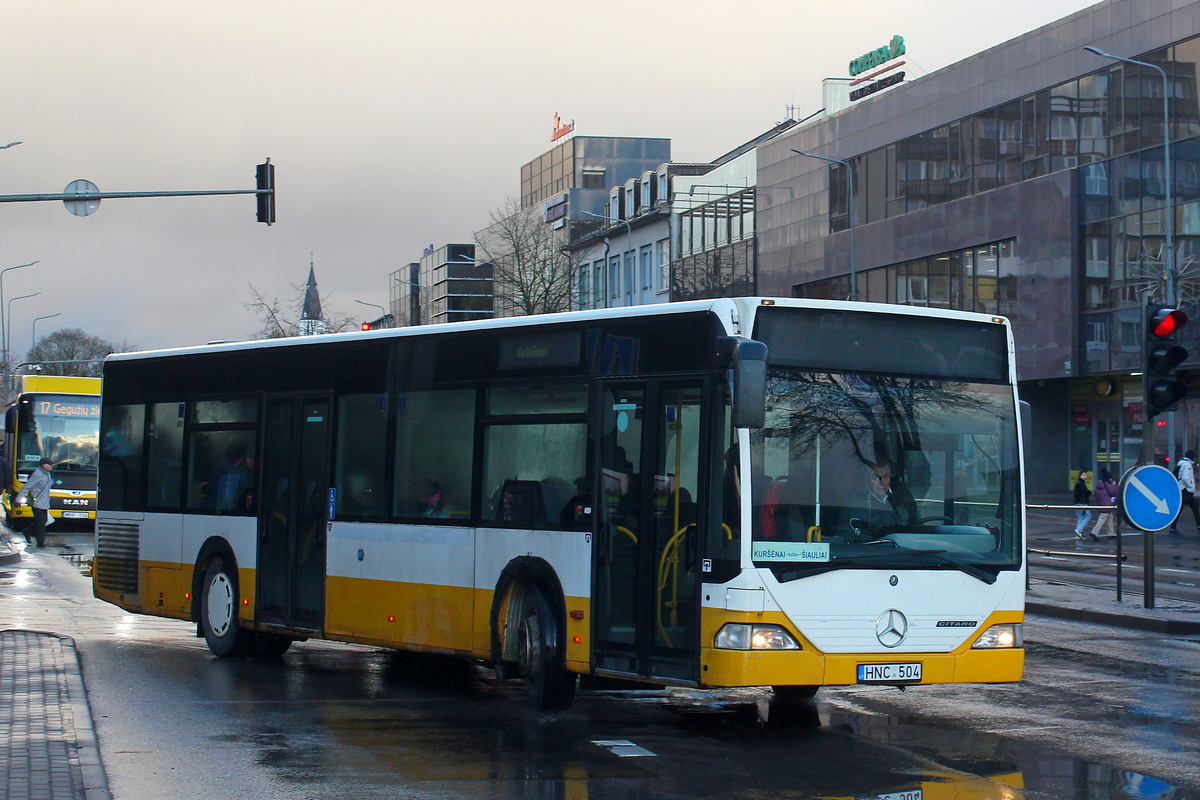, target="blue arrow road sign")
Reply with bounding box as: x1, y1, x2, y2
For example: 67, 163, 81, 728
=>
1119, 464, 1182, 532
